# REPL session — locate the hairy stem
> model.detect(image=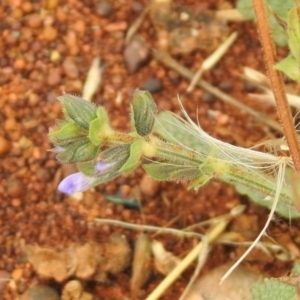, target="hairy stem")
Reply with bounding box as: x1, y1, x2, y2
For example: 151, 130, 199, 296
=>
252, 0, 300, 171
